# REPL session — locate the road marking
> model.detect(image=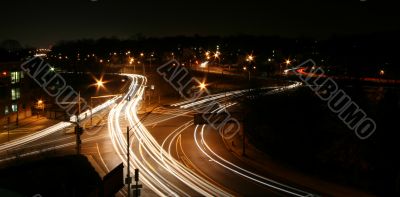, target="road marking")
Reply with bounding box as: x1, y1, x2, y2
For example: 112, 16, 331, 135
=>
96, 142, 110, 172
